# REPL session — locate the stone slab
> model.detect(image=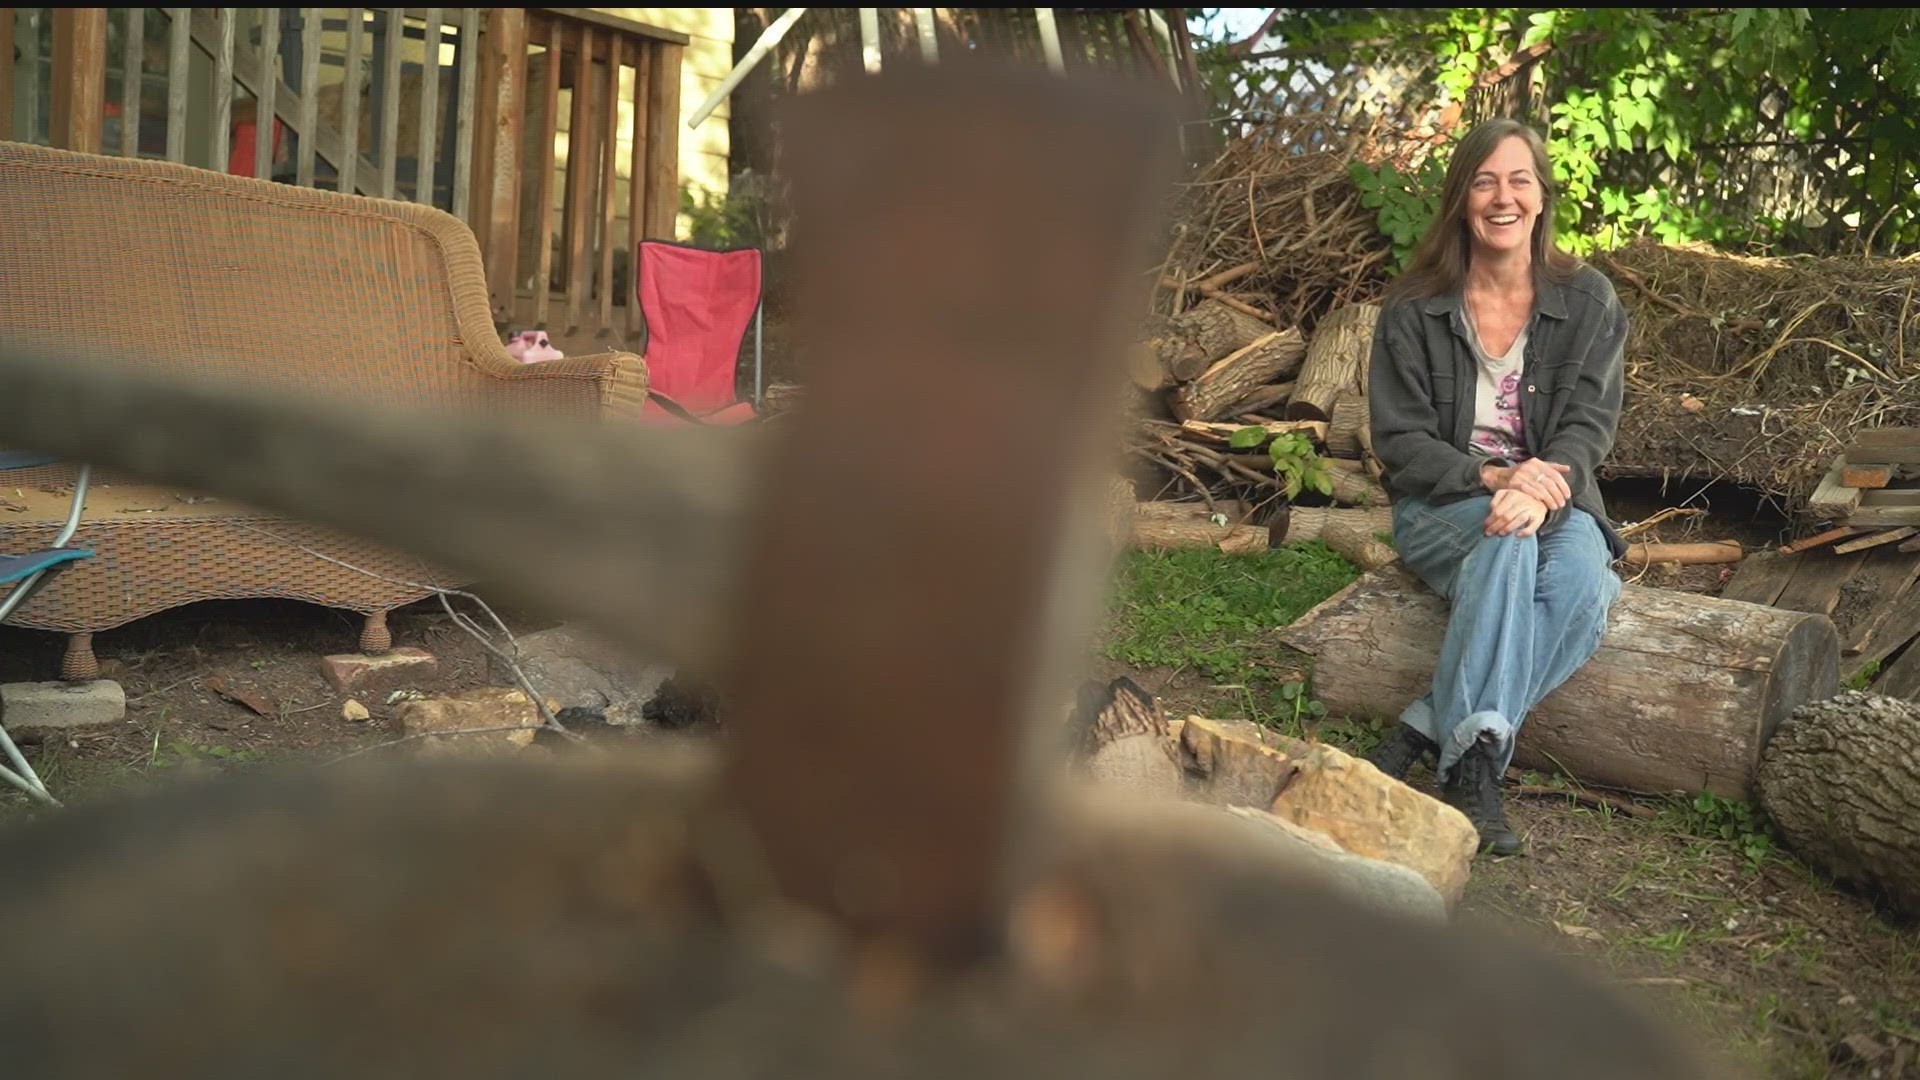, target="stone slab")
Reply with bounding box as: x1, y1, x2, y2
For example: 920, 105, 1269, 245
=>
0, 680, 127, 732
320, 648, 438, 695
